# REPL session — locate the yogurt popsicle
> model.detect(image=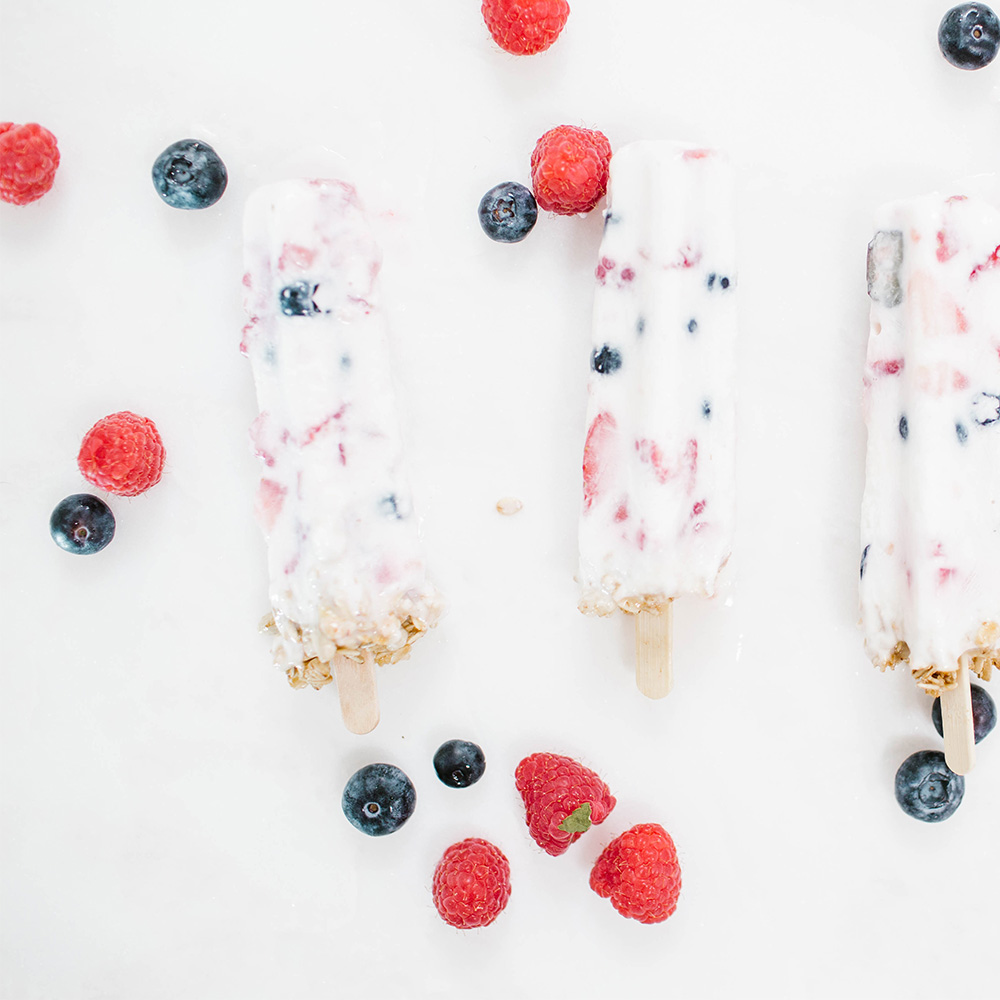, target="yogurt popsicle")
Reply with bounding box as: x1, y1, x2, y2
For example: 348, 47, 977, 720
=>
242, 178, 443, 732
862, 188, 1000, 771
577, 141, 737, 696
